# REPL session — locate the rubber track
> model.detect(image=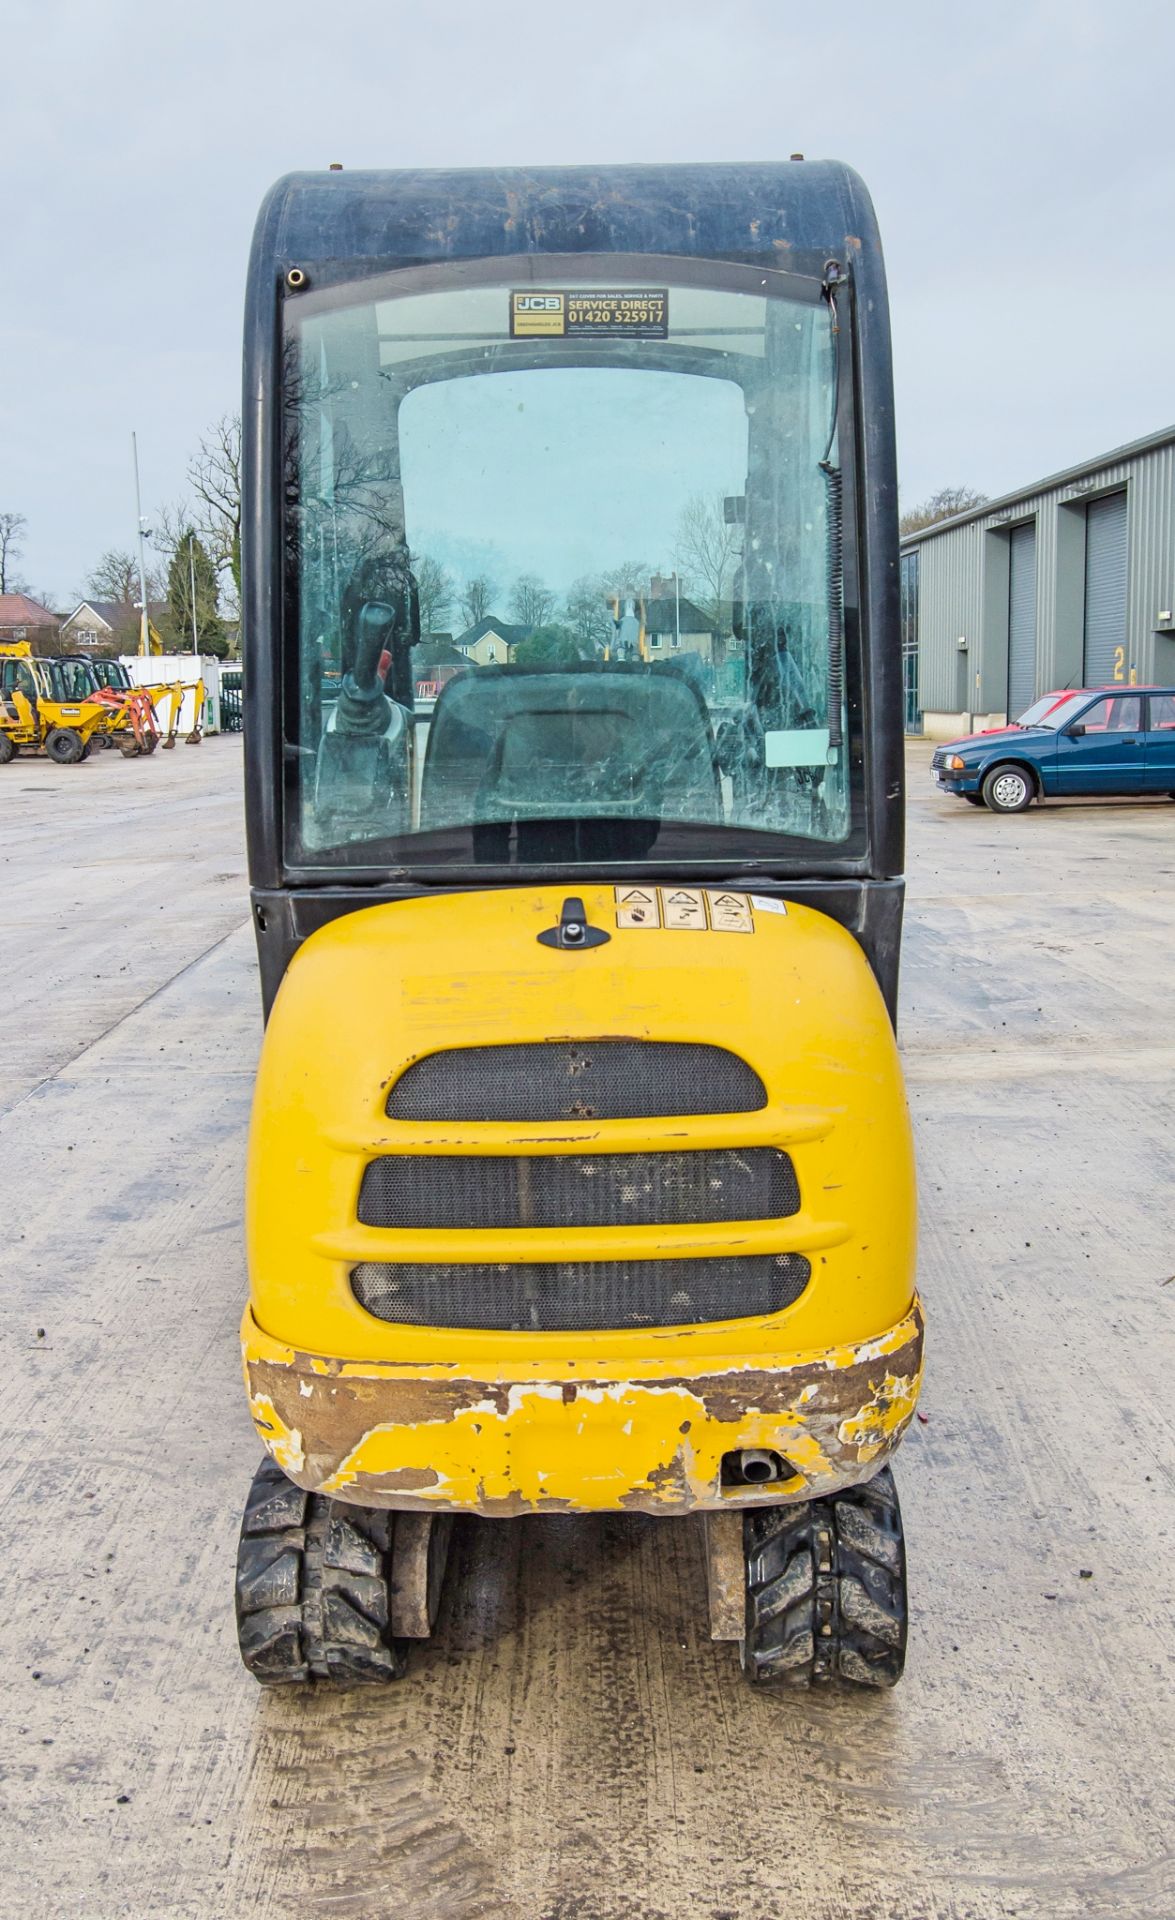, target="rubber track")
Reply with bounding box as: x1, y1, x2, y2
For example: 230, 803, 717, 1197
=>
742, 1467, 907, 1689
235, 1457, 405, 1686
